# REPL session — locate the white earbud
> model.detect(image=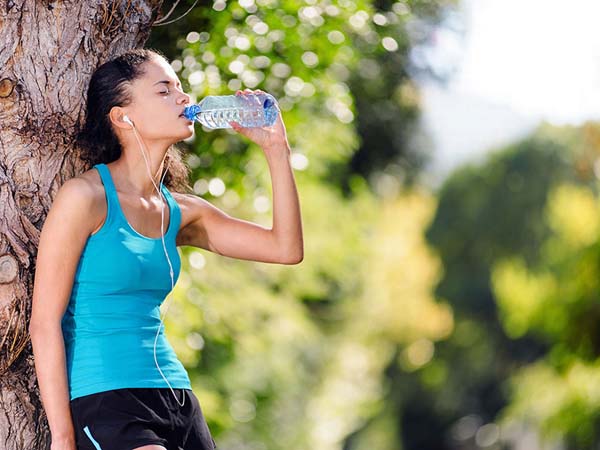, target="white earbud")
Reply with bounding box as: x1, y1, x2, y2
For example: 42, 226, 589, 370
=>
123, 115, 133, 126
